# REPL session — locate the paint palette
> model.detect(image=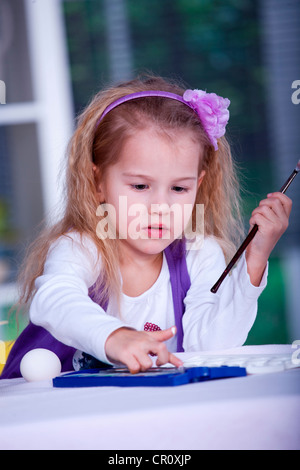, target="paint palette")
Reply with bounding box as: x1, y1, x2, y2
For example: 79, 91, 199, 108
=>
52, 365, 246, 388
